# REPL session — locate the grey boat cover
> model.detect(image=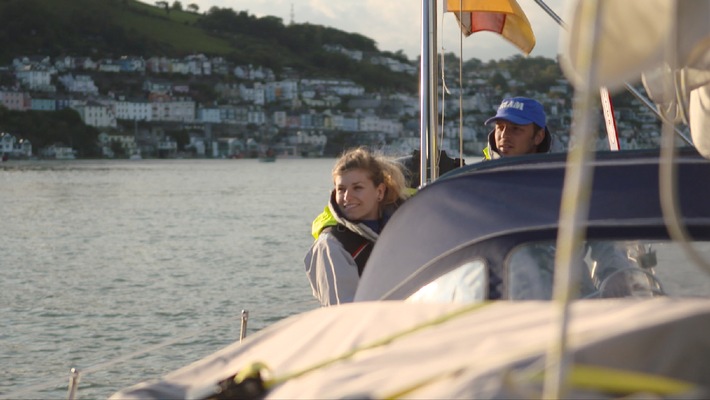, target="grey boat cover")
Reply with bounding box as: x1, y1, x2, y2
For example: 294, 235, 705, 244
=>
111, 298, 710, 399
